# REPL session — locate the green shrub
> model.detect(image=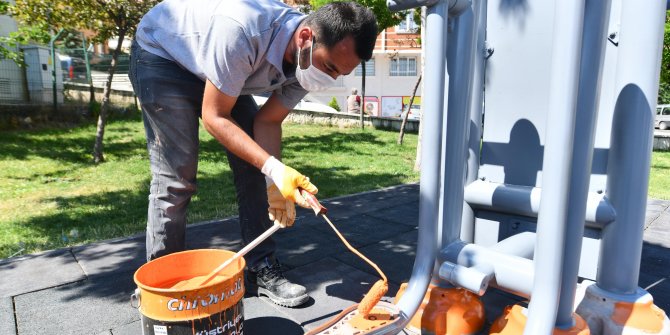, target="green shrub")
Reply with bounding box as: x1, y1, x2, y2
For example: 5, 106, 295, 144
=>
328, 97, 340, 111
